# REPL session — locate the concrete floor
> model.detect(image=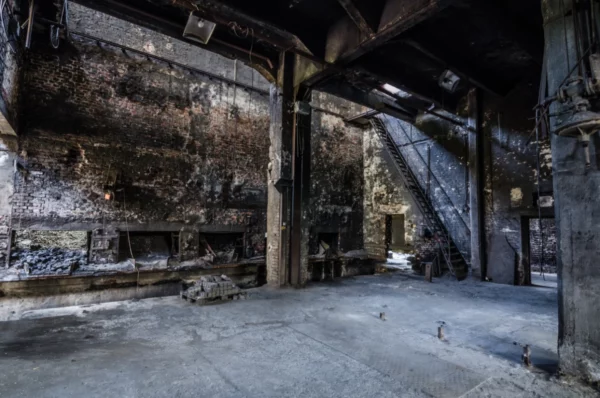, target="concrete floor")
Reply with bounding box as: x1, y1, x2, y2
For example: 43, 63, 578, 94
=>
0, 272, 597, 398
531, 272, 558, 289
